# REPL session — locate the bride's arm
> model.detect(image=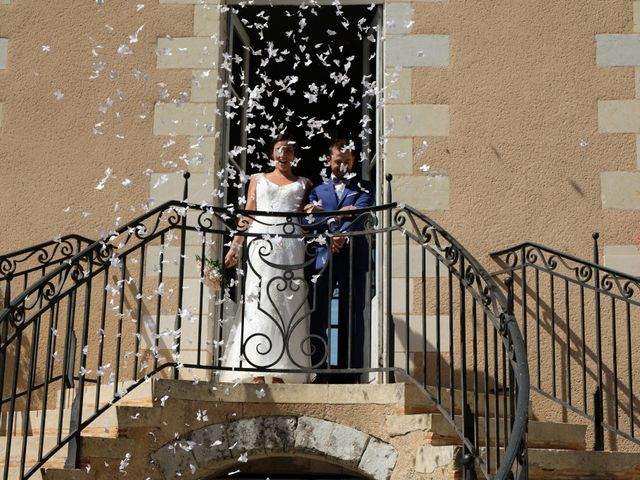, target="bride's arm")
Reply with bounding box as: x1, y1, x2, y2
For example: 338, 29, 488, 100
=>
225, 175, 258, 267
